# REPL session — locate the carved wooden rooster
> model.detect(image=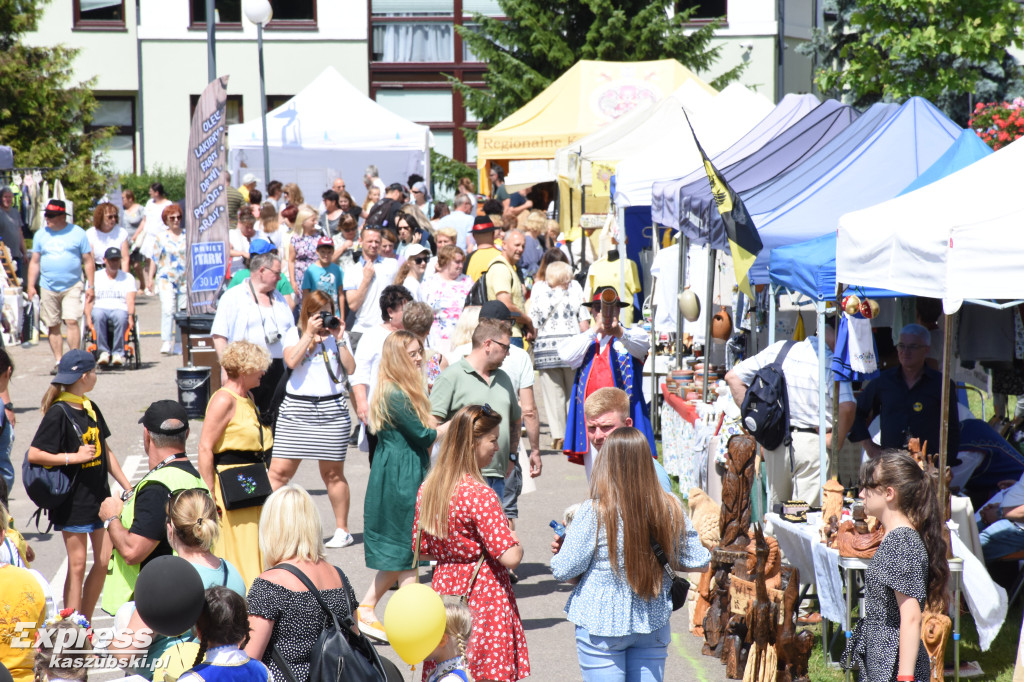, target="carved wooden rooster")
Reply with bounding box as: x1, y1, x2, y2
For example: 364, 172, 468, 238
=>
689, 487, 722, 549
